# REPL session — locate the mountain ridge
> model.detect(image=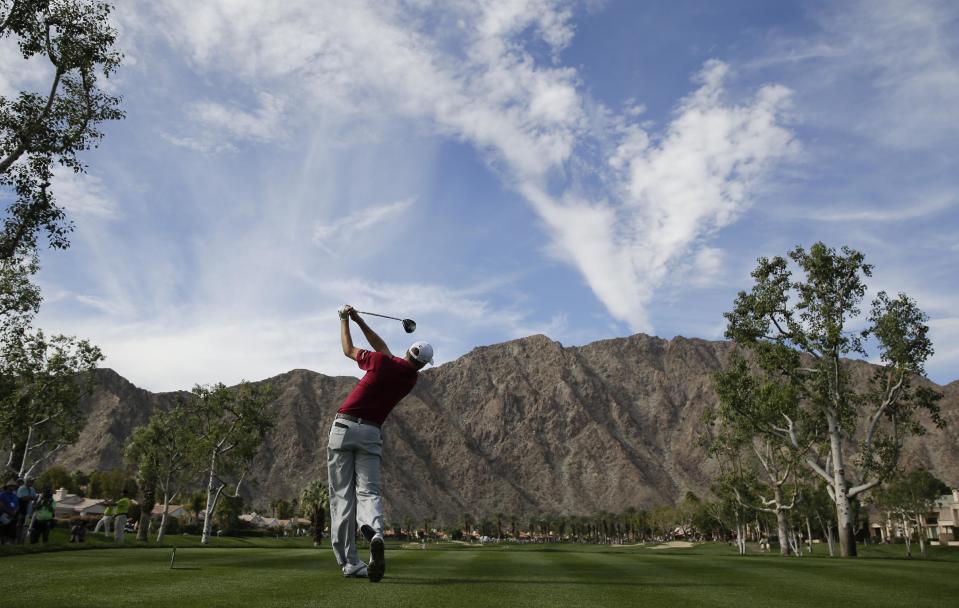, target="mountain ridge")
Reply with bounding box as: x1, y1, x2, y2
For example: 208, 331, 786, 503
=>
55, 333, 959, 523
